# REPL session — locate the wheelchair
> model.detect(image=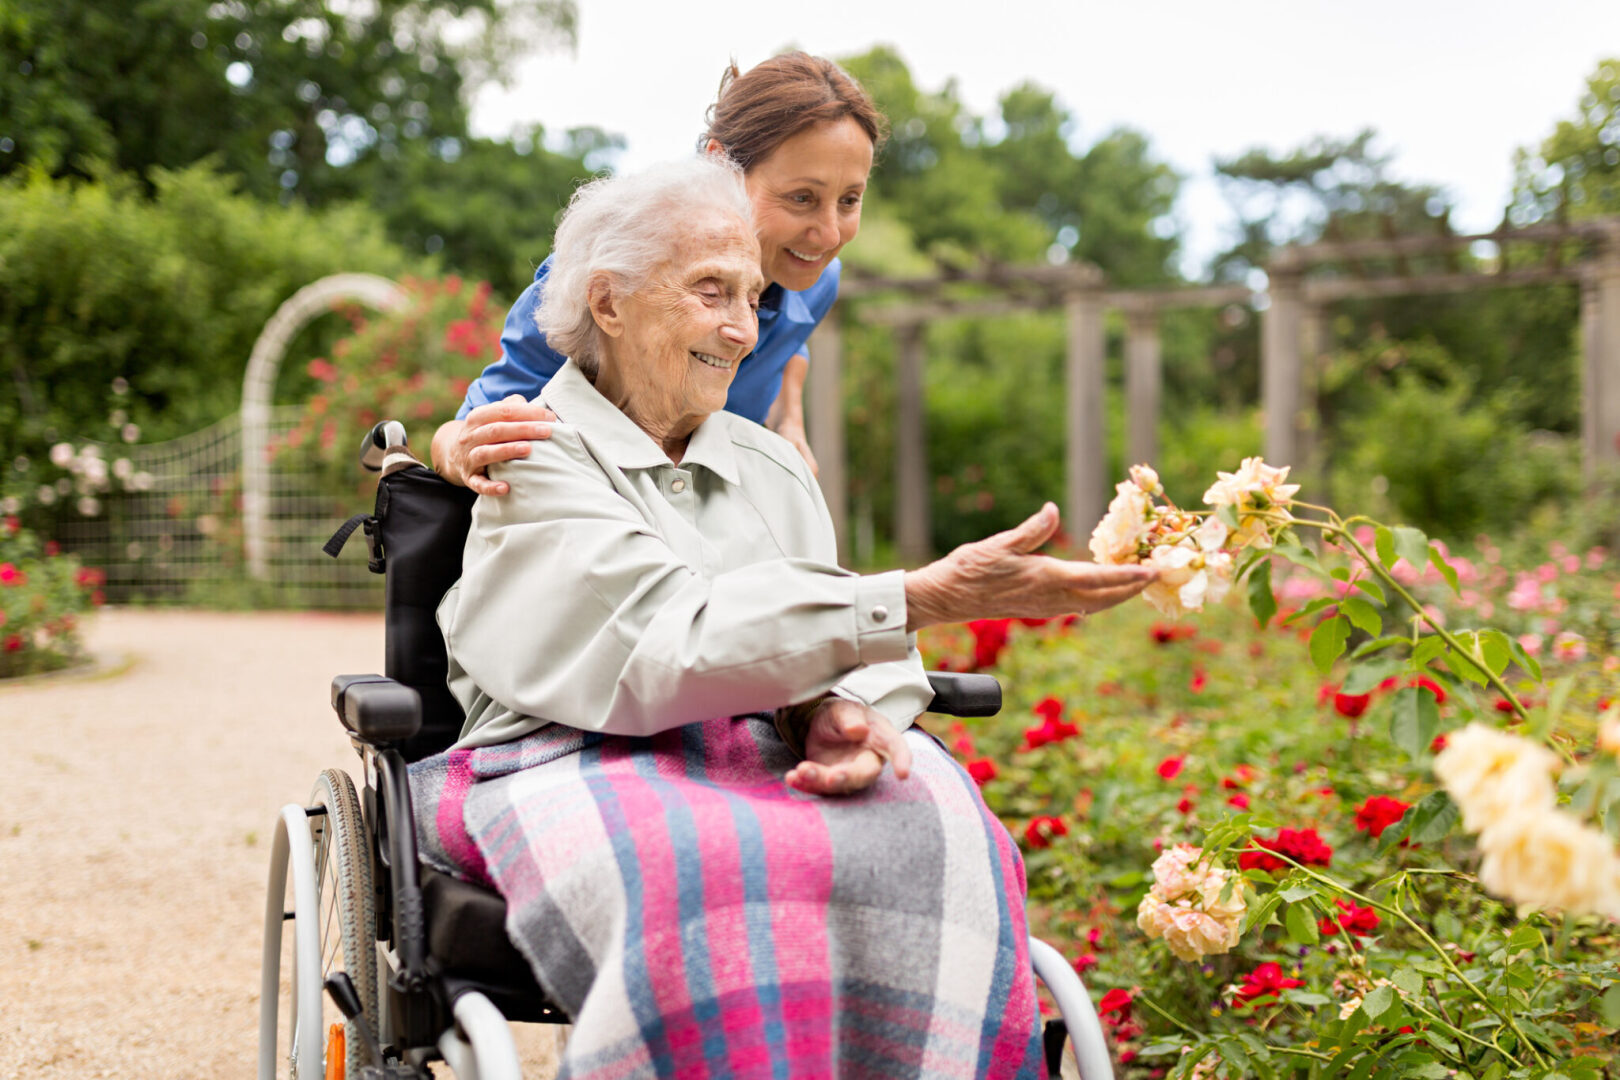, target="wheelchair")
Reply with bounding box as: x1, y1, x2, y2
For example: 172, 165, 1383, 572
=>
257, 420, 1115, 1080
